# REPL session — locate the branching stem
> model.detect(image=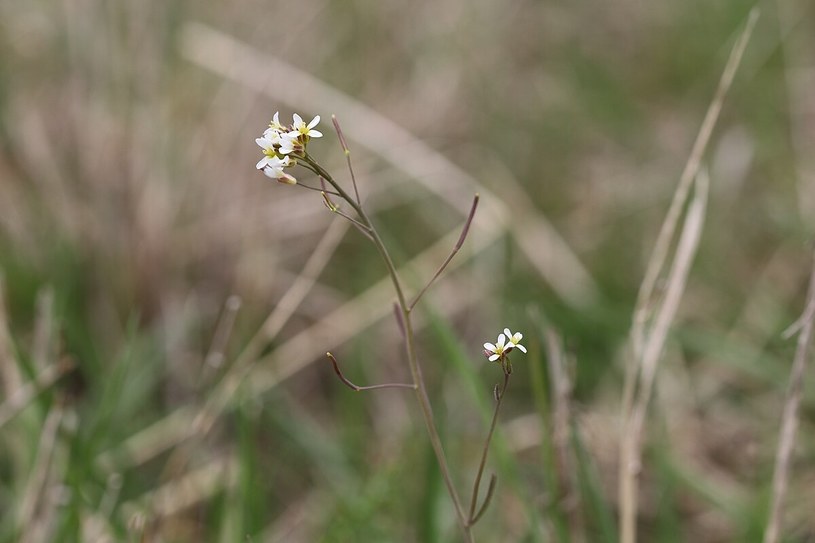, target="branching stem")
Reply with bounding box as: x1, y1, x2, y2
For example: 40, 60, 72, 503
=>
302, 153, 473, 541
468, 370, 510, 525
326, 352, 416, 392
409, 194, 479, 312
